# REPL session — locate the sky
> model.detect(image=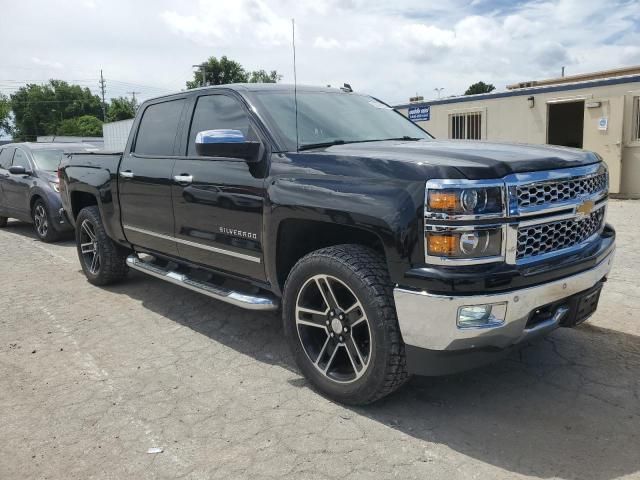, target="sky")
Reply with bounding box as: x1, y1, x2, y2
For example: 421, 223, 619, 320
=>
1, 0, 639, 110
